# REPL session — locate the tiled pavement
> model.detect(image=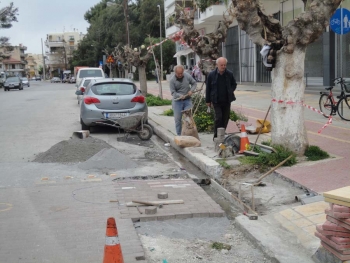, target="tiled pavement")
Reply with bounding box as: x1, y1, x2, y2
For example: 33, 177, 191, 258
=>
114, 178, 225, 261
